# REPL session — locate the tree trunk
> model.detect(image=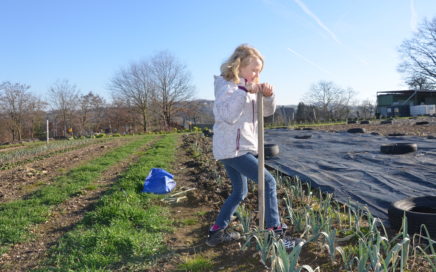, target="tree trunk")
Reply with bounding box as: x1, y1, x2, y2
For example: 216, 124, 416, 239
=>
141, 110, 147, 132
